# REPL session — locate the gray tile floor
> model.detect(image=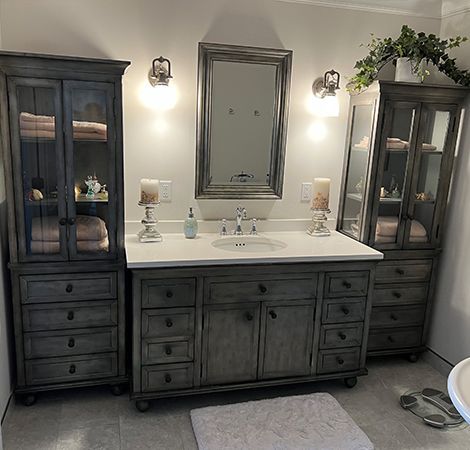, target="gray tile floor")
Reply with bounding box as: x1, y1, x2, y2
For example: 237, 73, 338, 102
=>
2, 357, 469, 450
